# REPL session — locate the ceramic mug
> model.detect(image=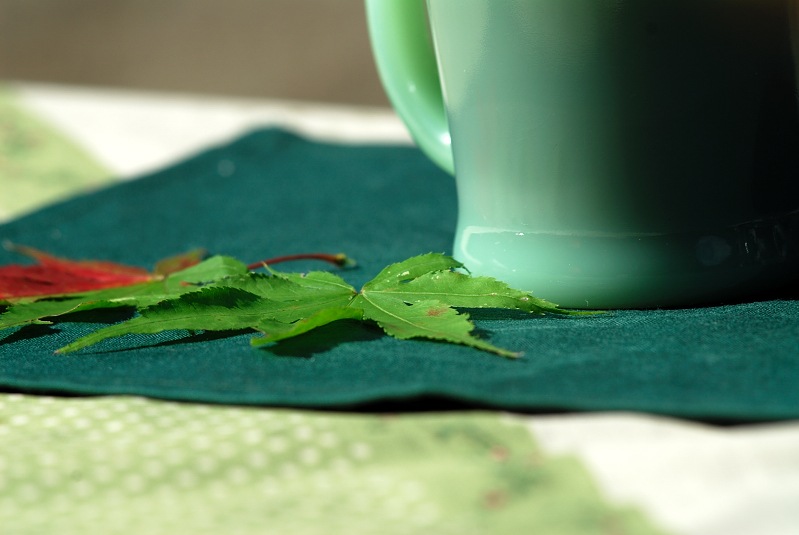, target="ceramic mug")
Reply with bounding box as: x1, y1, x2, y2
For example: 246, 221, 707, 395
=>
365, 0, 799, 308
